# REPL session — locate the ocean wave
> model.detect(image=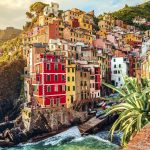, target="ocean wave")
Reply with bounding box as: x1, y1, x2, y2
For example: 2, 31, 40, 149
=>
44, 126, 81, 146
71, 134, 118, 148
